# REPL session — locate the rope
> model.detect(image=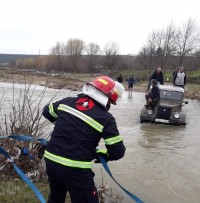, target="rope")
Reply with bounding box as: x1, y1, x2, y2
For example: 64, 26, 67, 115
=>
0, 135, 48, 145
99, 156, 144, 203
